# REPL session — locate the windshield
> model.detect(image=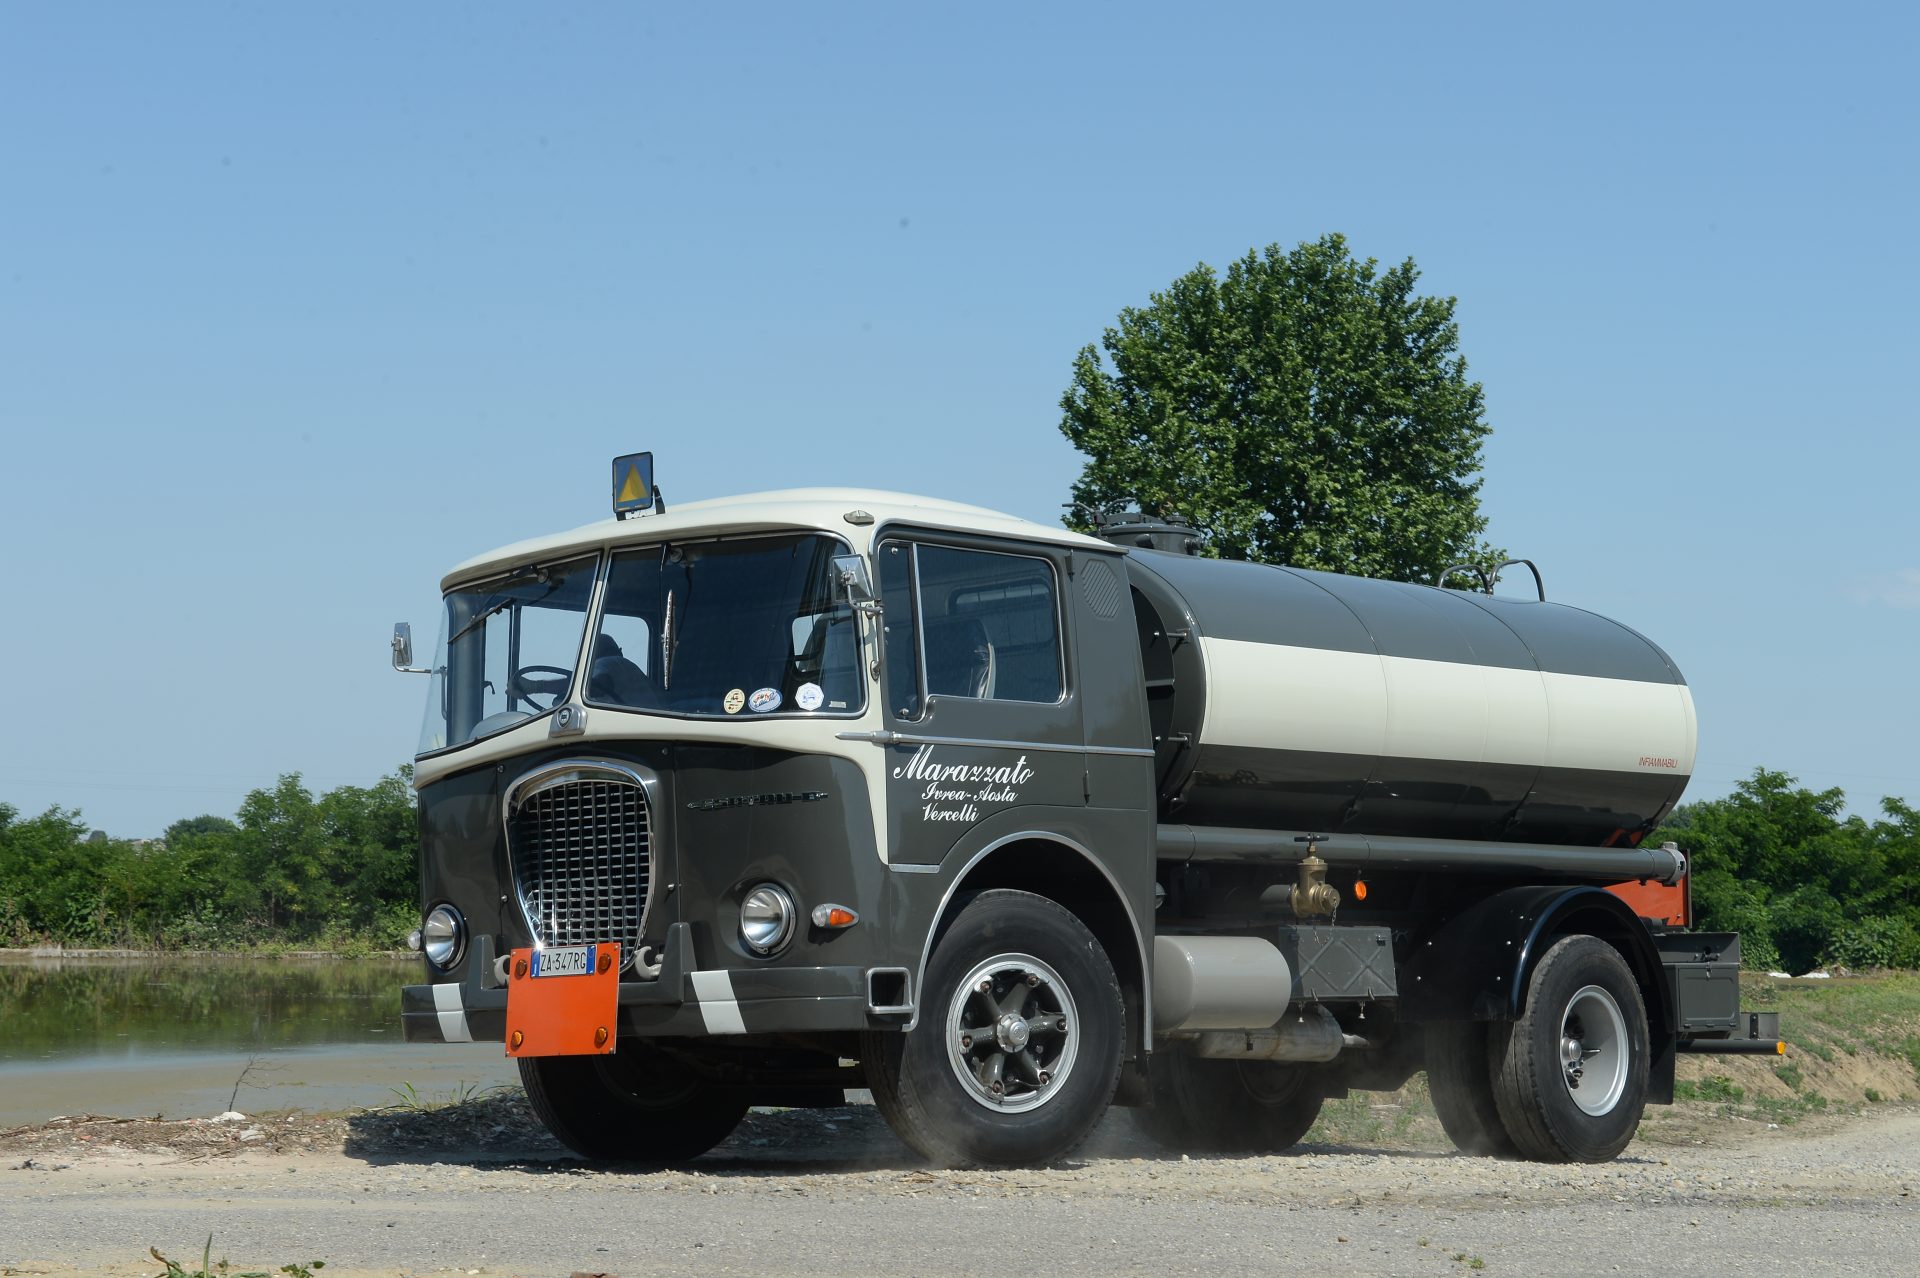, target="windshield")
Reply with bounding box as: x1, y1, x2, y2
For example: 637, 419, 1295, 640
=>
417, 555, 598, 755
587, 533, 862, 717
